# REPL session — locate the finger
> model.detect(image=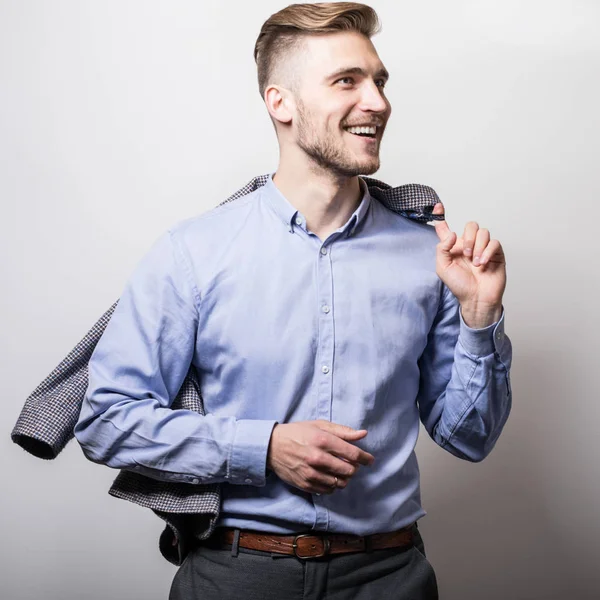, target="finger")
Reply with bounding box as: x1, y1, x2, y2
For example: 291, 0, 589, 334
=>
432, 203, 464, 263
315, 474, 352, 494
479, 239, 504, 265
311, 483, 337, 495
462, 221, 479, 257
436, 229, 457, 271
303, 469, 345, 495
472, 228, 490, 266
432, 202, 452, 242
314, 420, 368, 441
320, 433, 375, 466
309, 450, 359, 479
